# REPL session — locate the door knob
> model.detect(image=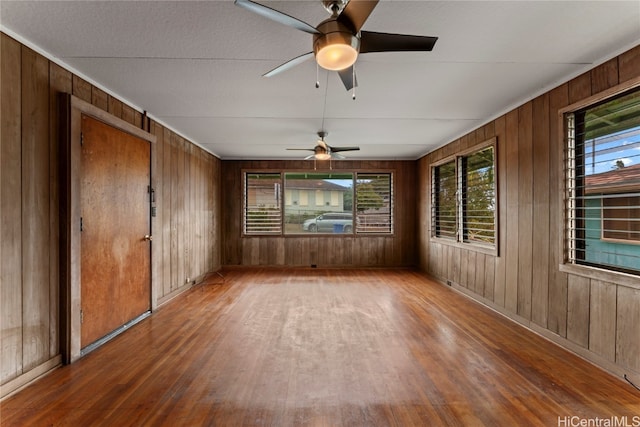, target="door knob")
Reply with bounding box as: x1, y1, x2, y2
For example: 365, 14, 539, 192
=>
144, 234, 153, 241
